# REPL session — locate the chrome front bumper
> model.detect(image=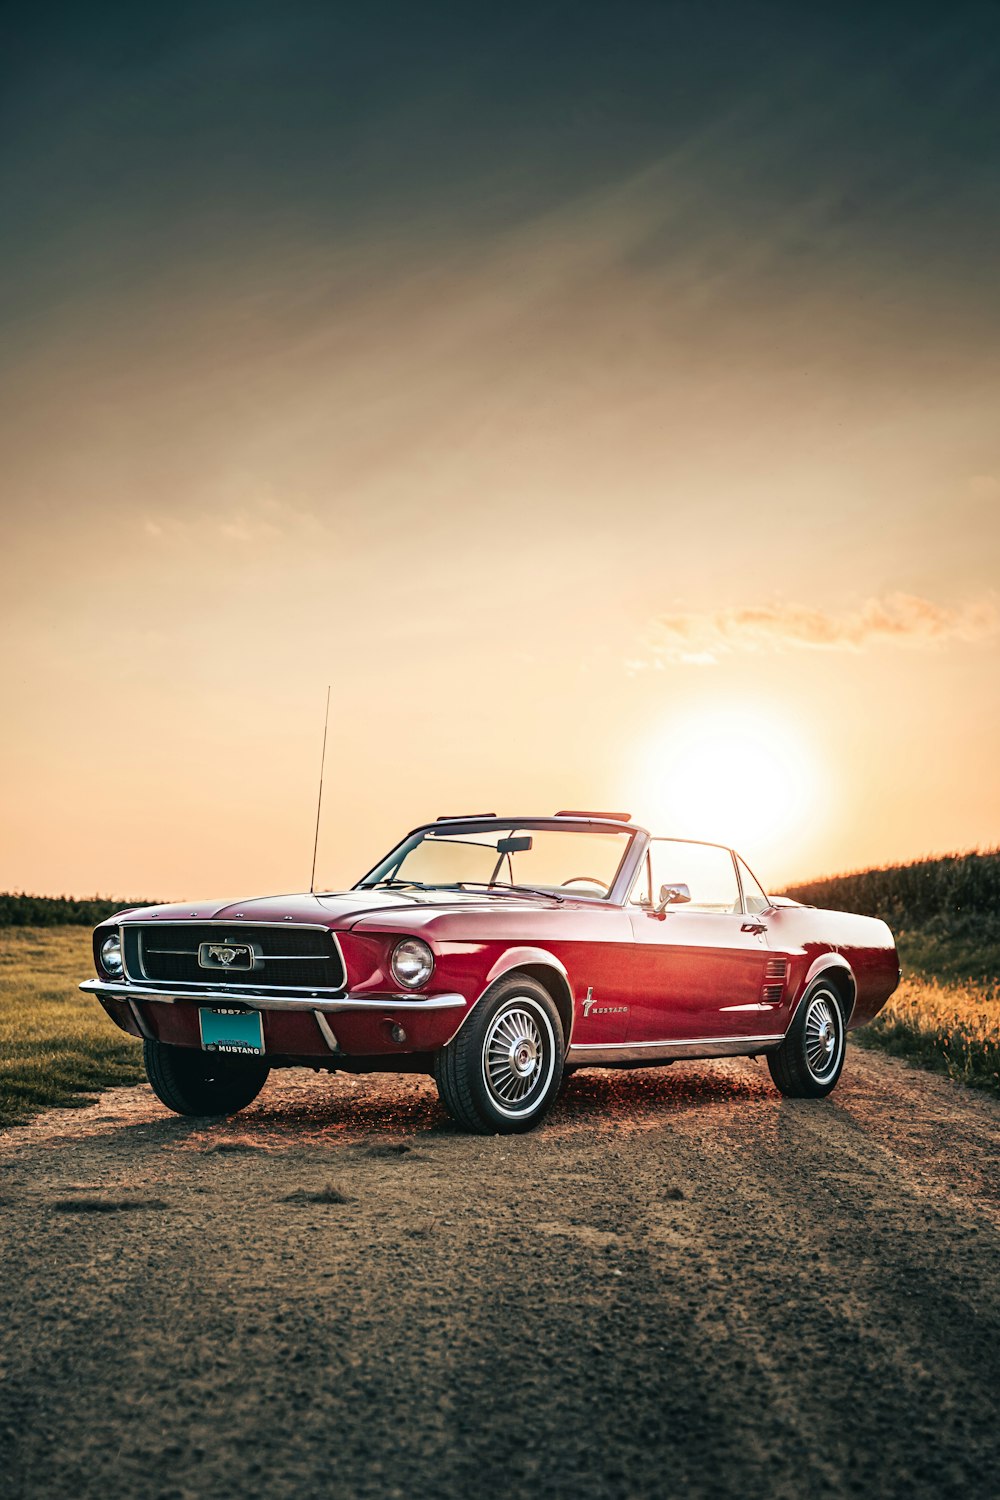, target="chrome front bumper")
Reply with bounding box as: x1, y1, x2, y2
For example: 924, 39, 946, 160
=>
79, 978, 466, 1015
